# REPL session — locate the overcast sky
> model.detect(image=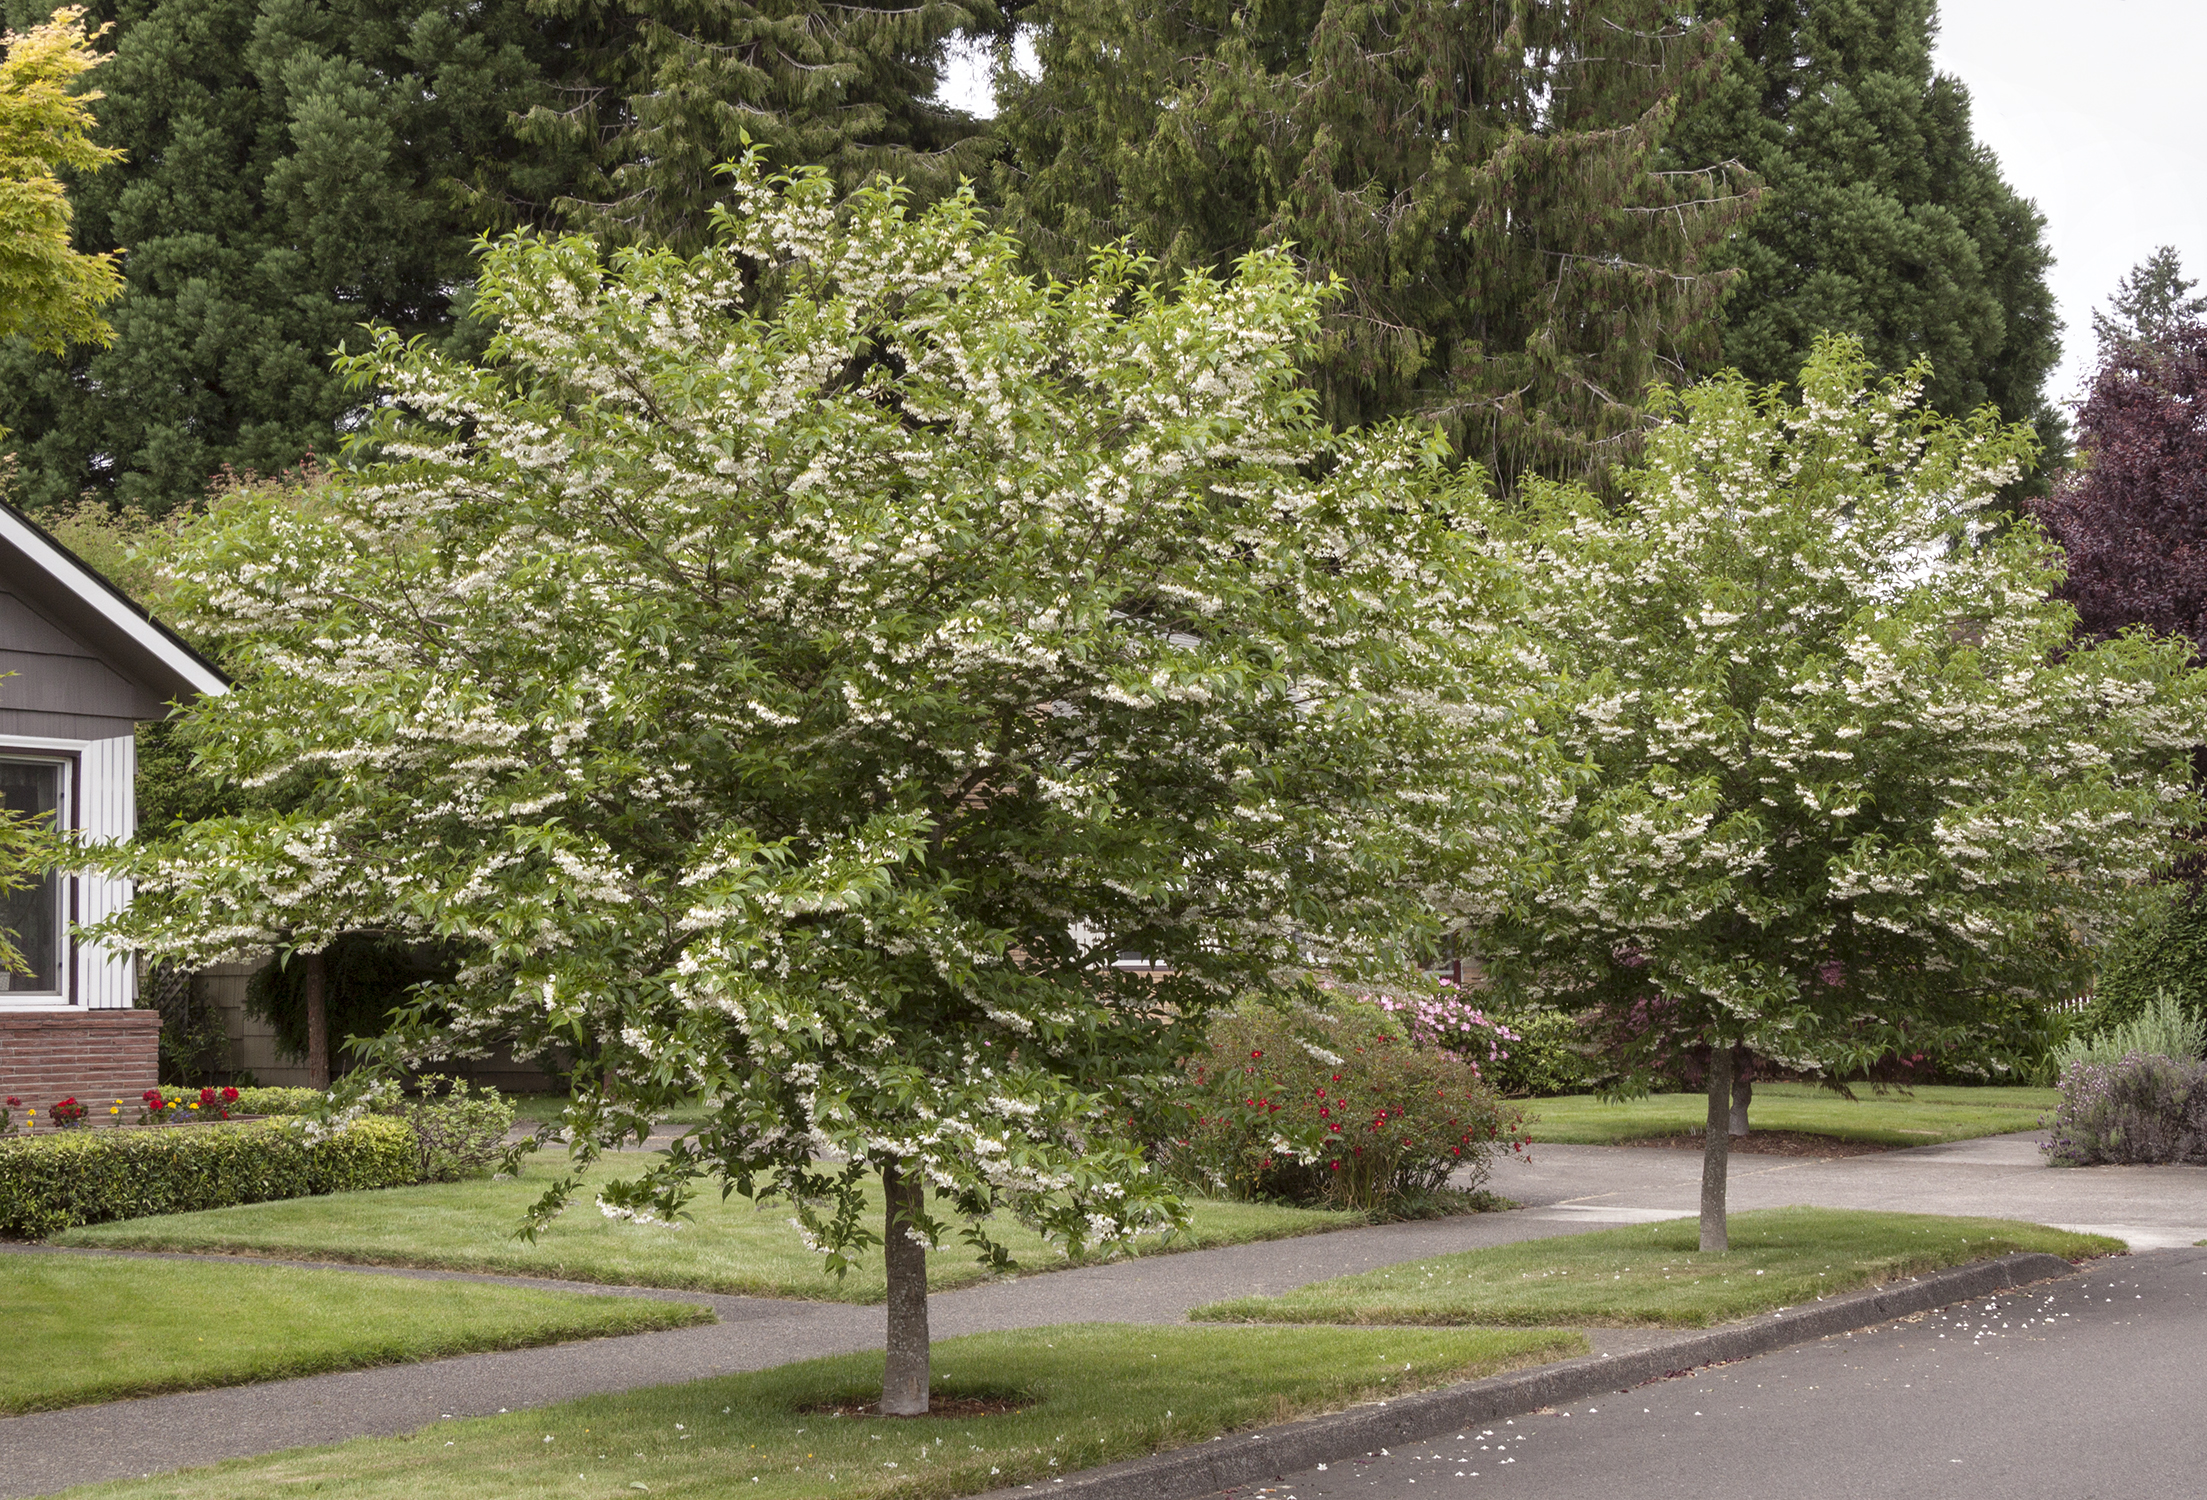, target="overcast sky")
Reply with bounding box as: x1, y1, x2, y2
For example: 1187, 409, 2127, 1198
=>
1935, 0, 2207, 408
944, 2, 2207, 411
